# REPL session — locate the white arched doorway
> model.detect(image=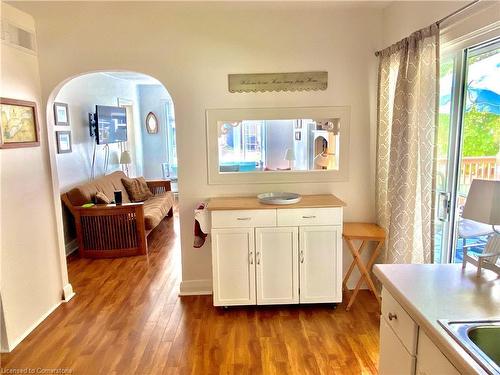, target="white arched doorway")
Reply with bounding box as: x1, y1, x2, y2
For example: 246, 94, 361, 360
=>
45, 70, 177, 295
